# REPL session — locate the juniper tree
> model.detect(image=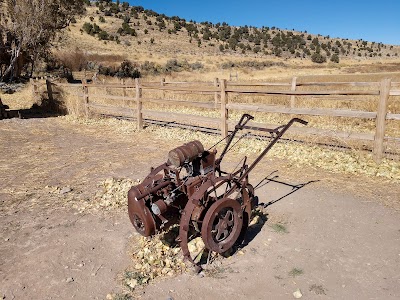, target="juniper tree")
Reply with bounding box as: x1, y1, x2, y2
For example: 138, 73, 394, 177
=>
0, 0, 85, 81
